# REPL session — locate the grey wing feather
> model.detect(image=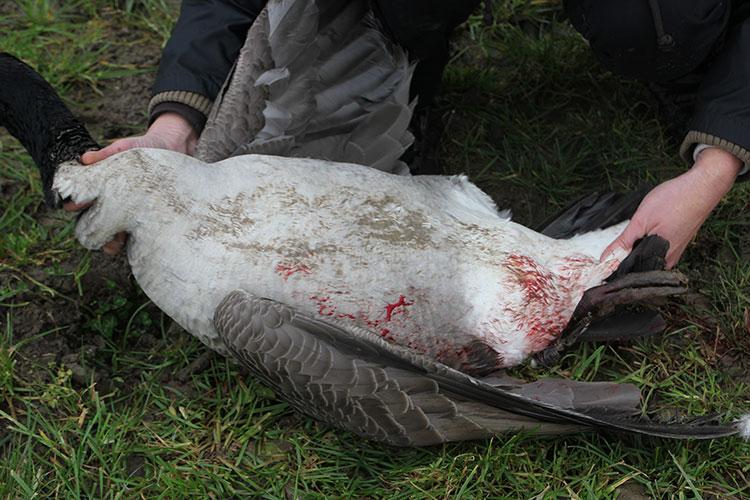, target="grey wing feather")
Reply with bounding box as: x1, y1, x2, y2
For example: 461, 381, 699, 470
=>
214, 290, 738, 446
196, 0, 415, 174
215, 290, 583, 446
195, 8, 272, 163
